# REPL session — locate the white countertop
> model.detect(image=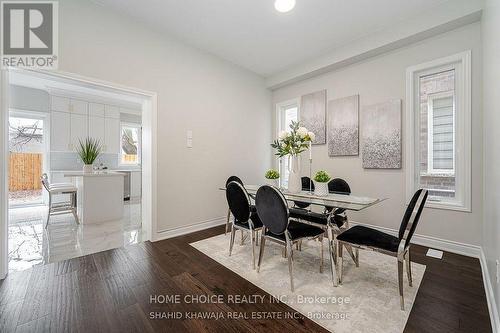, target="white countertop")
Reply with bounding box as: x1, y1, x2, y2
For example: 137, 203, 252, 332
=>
63, 171, 125, 177
53, 169, 141, 173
